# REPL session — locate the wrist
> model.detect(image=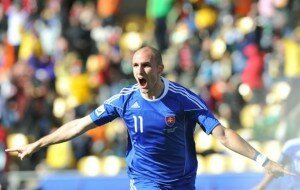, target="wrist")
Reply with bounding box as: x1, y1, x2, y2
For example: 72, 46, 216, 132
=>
254, 152, 270, 167
34, 140, 42, 149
